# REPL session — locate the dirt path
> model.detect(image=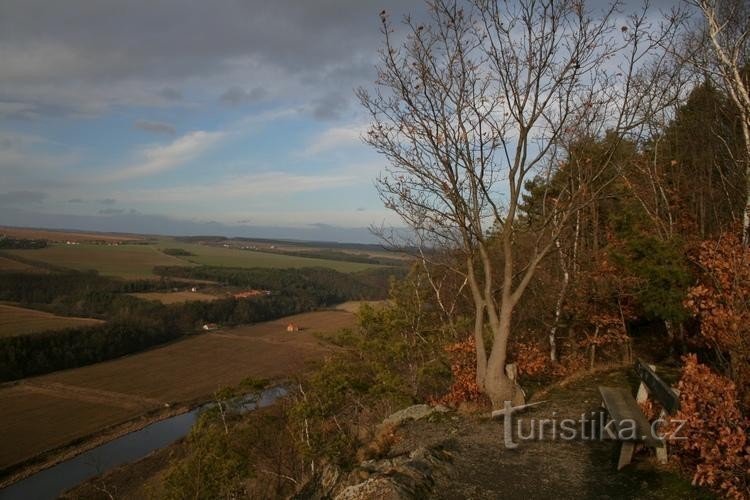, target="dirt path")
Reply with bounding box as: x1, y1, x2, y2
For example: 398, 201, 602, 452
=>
392, 368, 713, 499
